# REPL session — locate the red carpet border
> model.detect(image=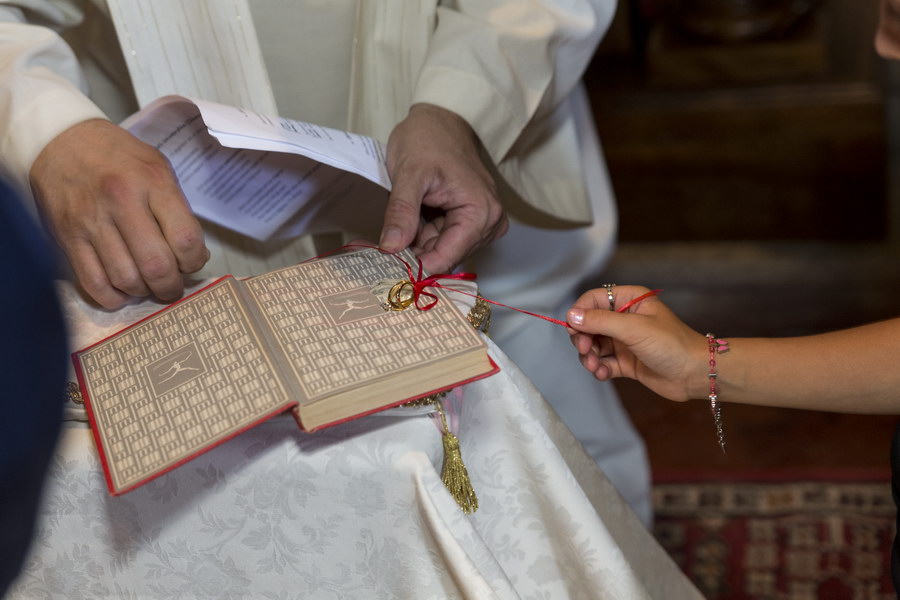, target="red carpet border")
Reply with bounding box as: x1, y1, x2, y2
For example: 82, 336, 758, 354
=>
652, 470, 896, 599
